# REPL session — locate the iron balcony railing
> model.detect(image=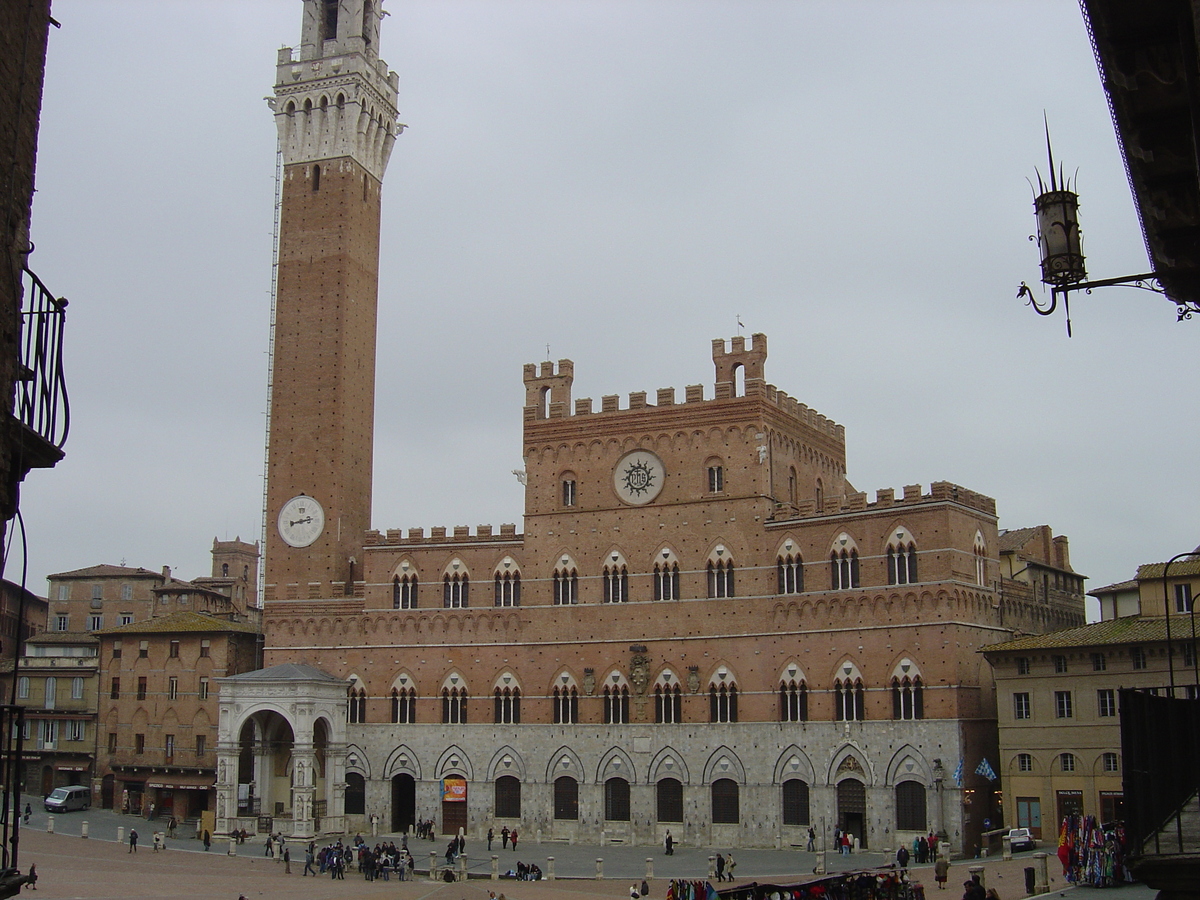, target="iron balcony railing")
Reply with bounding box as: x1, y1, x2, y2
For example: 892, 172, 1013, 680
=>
16, 267, 68, 455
